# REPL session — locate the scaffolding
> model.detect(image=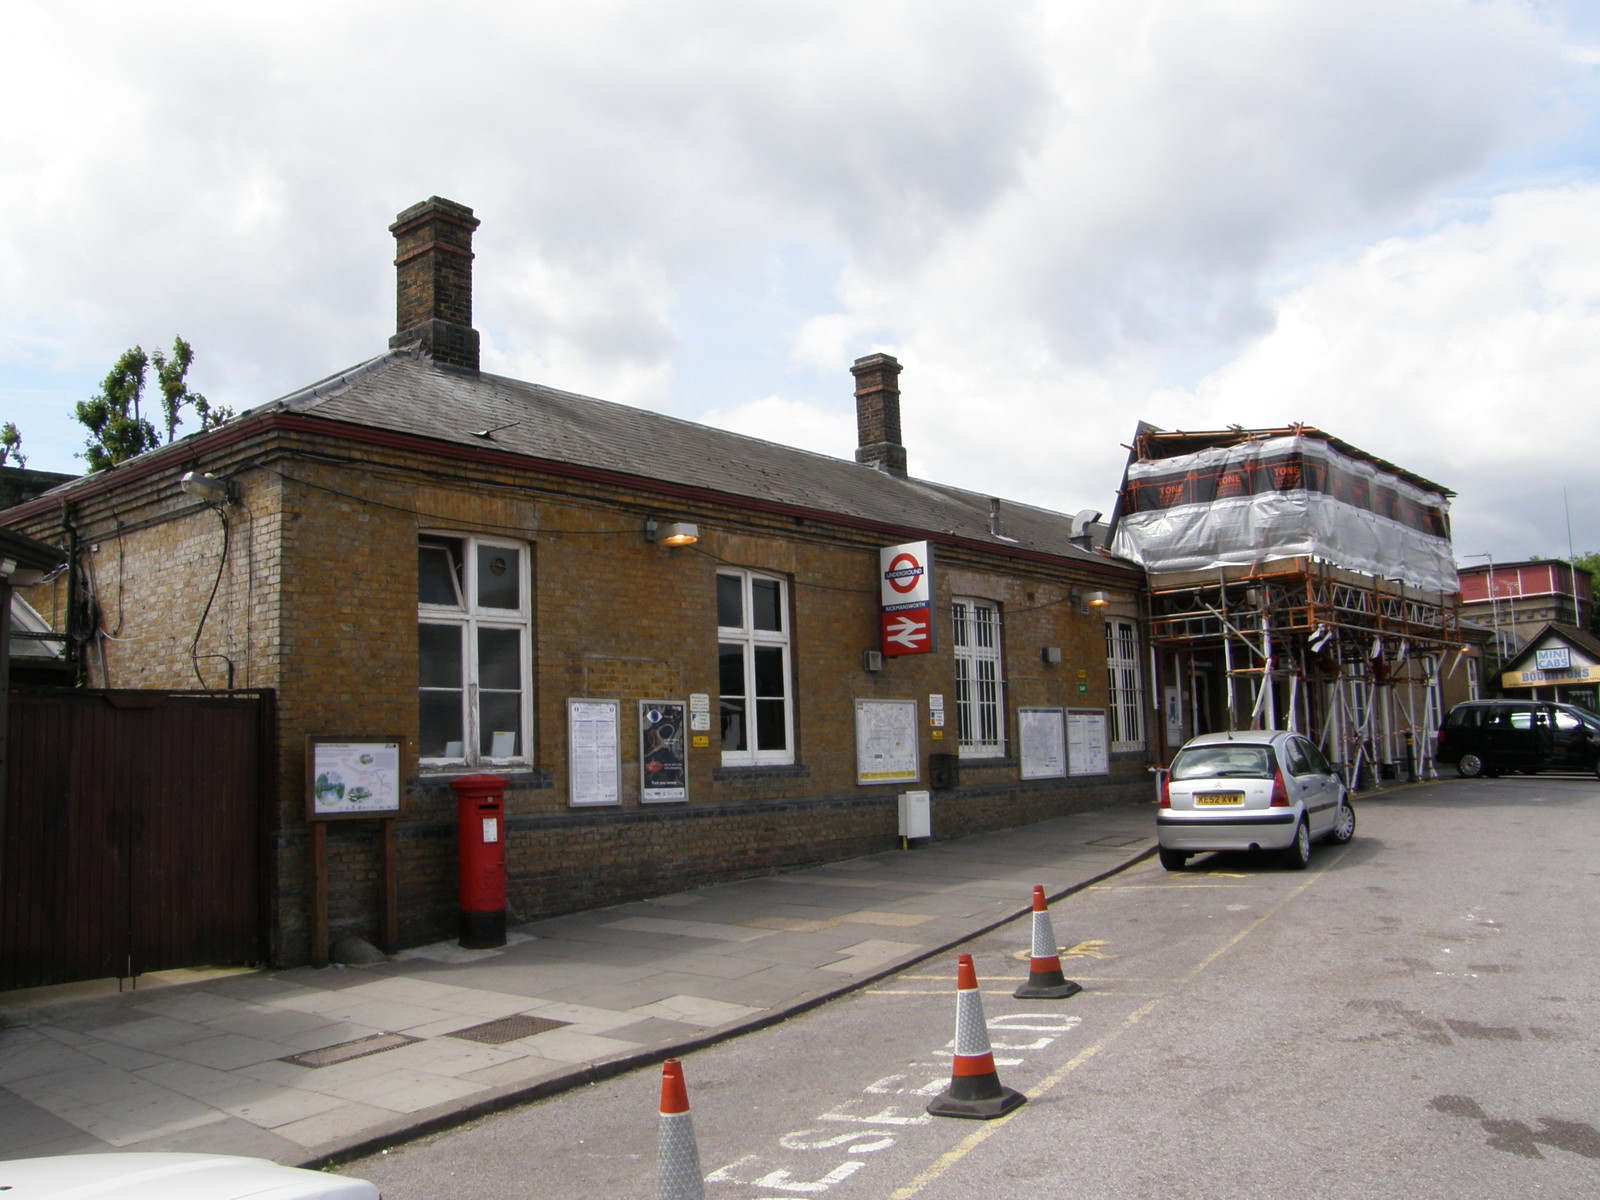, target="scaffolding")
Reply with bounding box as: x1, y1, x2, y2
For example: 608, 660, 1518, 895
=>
1148, 558, 1460, 786
1107, 423, 1466, 789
